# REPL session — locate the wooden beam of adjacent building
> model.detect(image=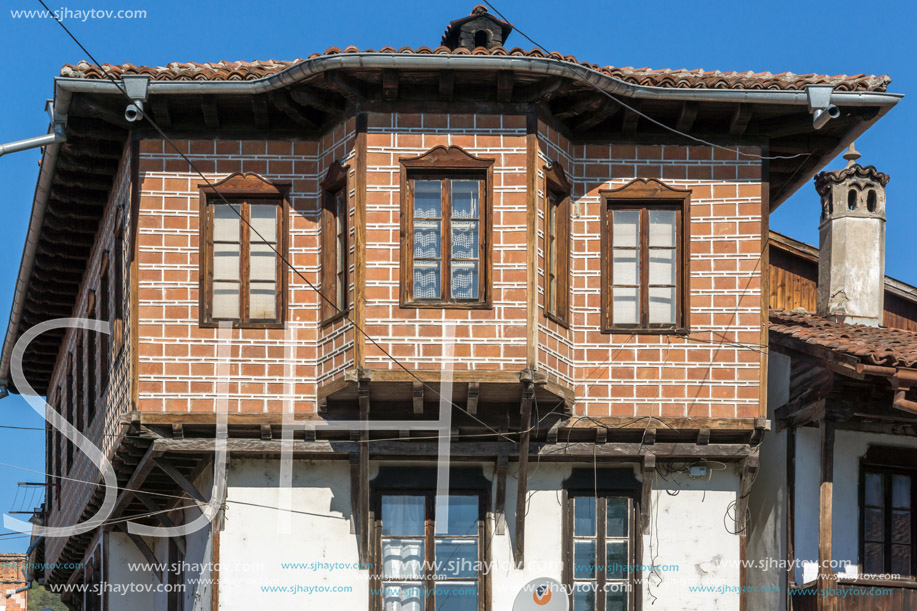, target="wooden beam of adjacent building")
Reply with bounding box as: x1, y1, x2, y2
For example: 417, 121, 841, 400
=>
495, 453, 508, 535
514, 381, 534, 568
816, 419, 836, 611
